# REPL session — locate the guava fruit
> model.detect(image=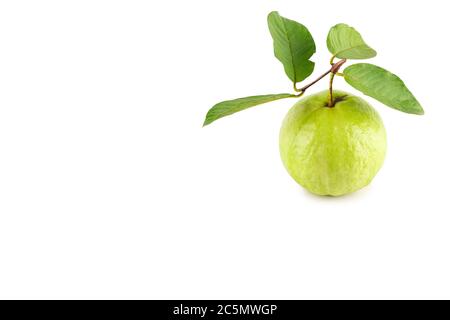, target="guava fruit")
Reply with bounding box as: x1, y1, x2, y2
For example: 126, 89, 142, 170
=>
279, 90, 386, 196
204, 13, 423, 197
